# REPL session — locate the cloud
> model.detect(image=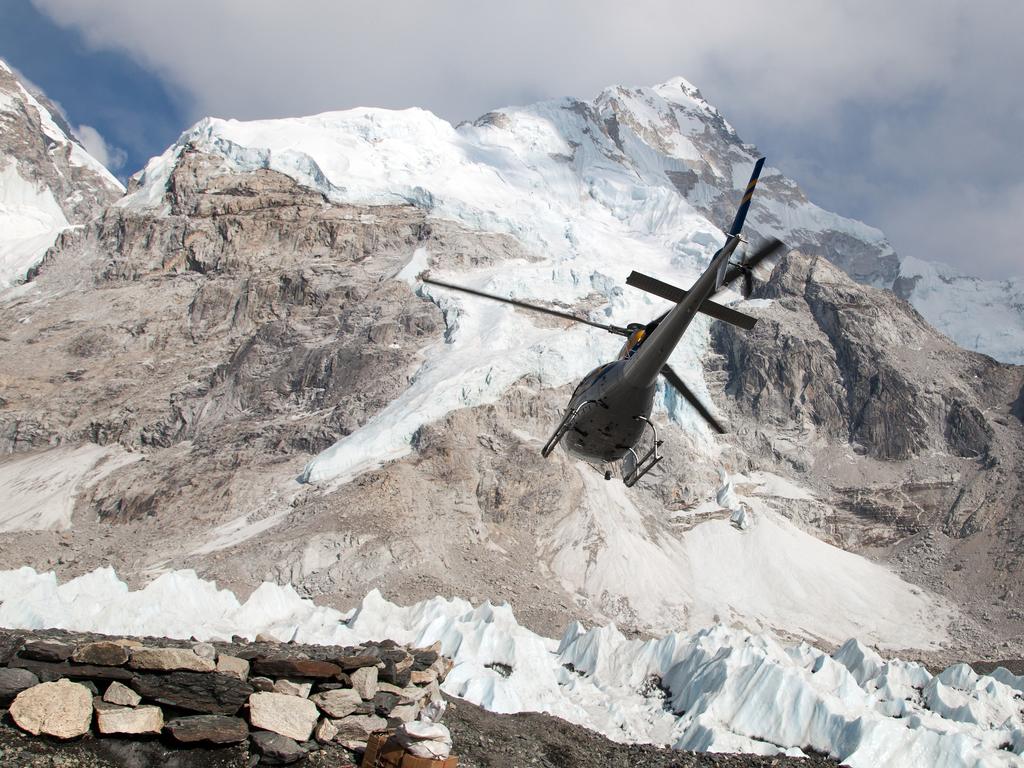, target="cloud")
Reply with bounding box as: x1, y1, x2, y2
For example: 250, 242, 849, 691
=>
28, 0, 1024, 278
73, 123, 126, 171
